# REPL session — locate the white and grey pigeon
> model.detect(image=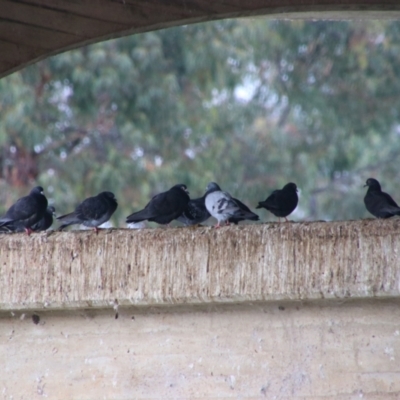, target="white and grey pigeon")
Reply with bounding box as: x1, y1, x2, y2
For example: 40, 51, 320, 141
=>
177, 182, 220, 226
205, 182, 258, 228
